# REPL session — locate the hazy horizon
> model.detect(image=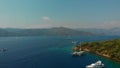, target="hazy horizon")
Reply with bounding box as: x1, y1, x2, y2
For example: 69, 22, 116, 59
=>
0, 0, 120, 29
1, 26, 120, 30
